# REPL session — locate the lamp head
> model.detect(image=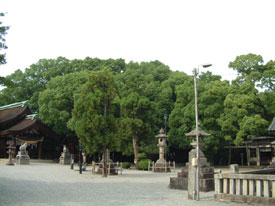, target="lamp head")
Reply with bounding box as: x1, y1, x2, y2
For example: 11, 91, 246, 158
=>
202, 64, 212, 68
